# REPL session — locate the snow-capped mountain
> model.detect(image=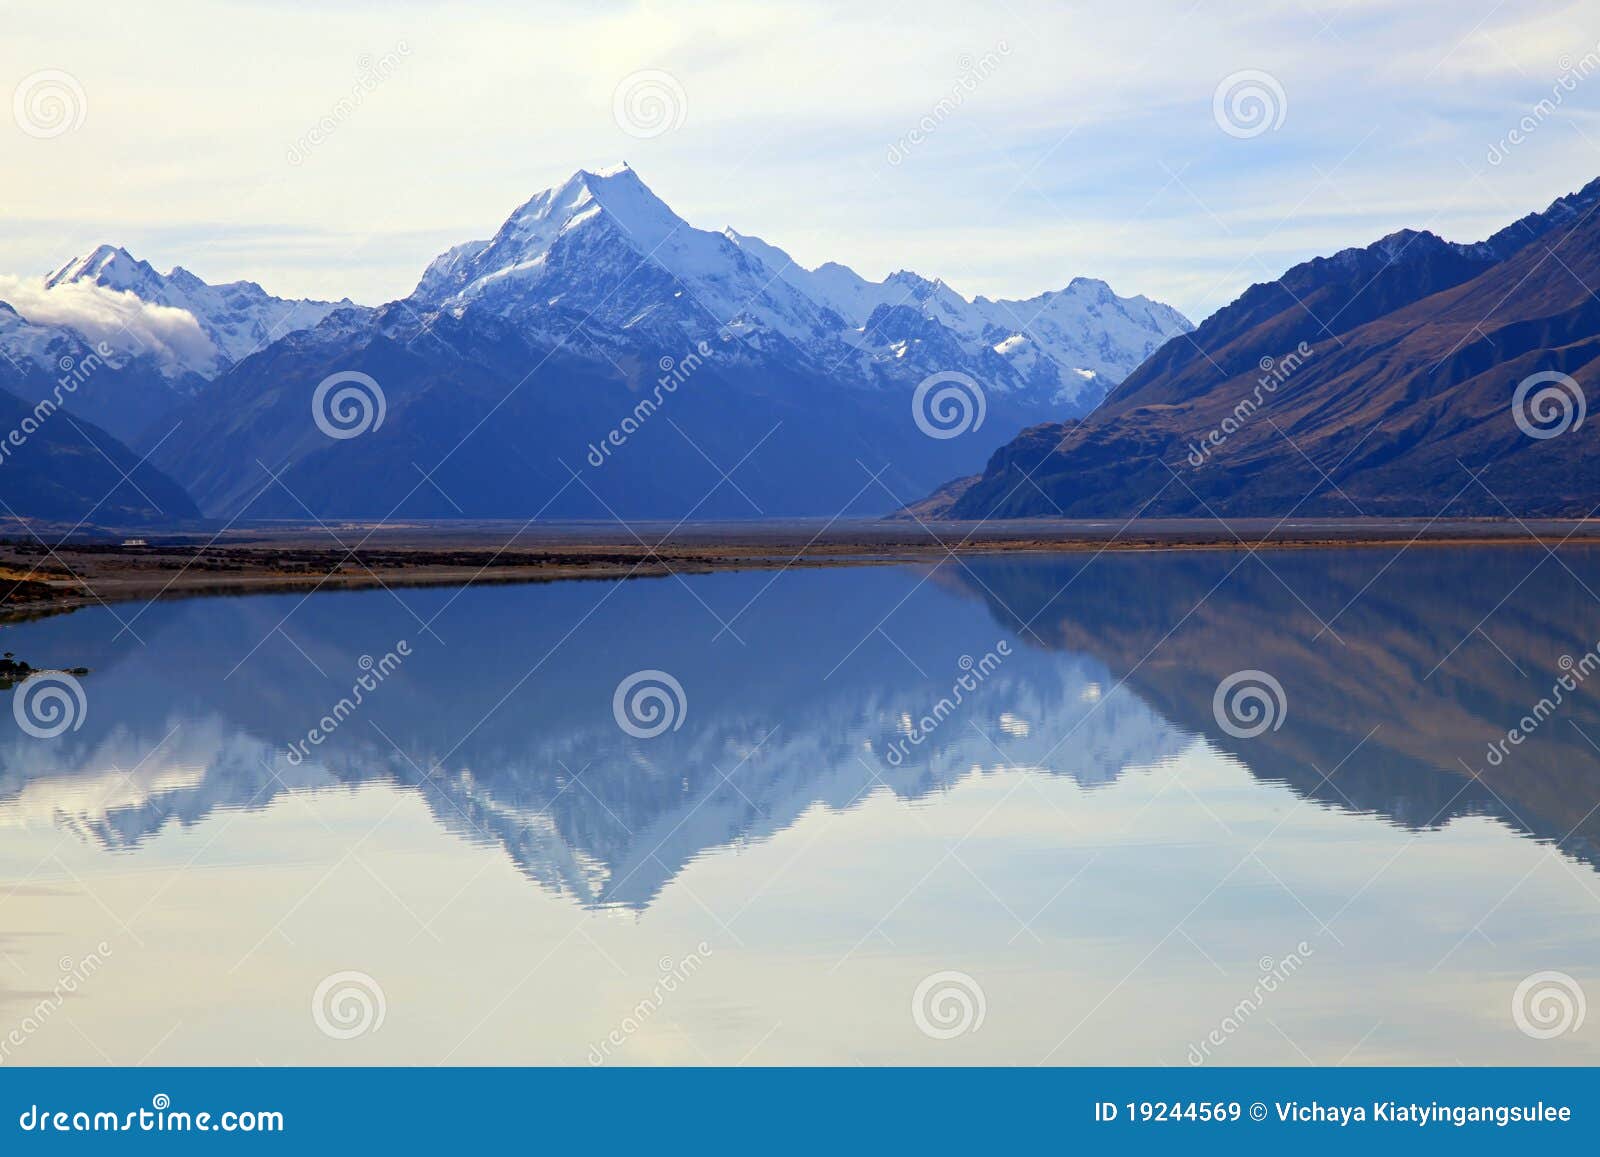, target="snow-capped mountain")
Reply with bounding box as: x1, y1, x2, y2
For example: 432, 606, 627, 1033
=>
40, 244, 363, 378
409, 163, 1191, 412
150, 164, 1191, 521
722, 227, 1190, 406
937, 175, 1600, 522
0, 299, 87, 373
411, 165, 839, 354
